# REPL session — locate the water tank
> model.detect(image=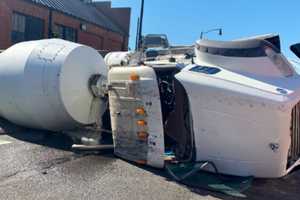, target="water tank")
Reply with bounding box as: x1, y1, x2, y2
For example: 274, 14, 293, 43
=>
0, 39, 108, 131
